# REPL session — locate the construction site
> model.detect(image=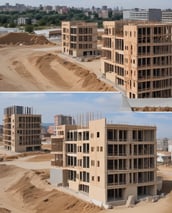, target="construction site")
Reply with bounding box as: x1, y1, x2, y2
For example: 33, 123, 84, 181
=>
0, 119, 172, 213
0, 109, 171, 212
101, 21, 172, 98
0, 31, 115, 92
50, 117, 158, 207
0, 19, 172, 213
